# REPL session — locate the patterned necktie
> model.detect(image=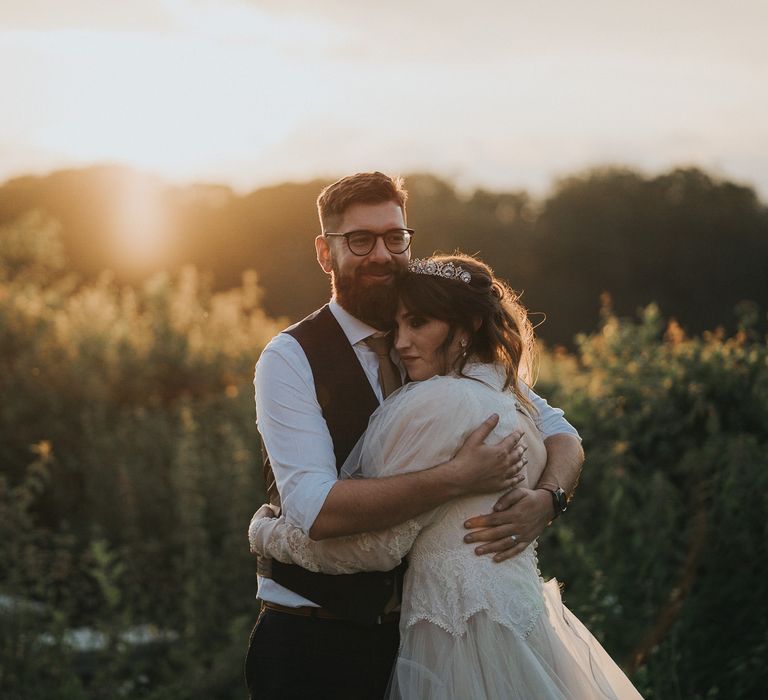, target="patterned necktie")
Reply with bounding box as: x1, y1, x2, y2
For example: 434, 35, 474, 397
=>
364, 334, 402, 399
